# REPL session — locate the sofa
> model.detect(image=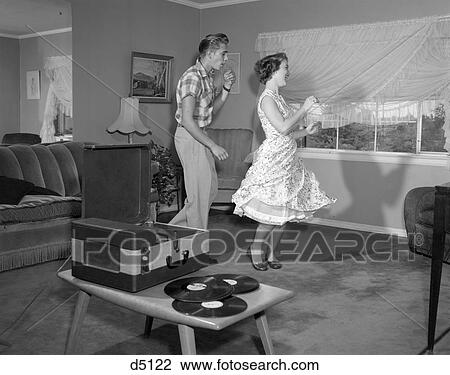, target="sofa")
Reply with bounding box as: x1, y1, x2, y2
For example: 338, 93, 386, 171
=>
205, 128, 254, 204
404, 185, 450, 264
0, 141, 159, 272
0, 142, 85, 272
